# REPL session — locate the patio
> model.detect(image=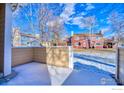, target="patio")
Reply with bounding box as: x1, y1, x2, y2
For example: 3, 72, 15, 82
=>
0, 4, 124, 85
1, 62, 117, 85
